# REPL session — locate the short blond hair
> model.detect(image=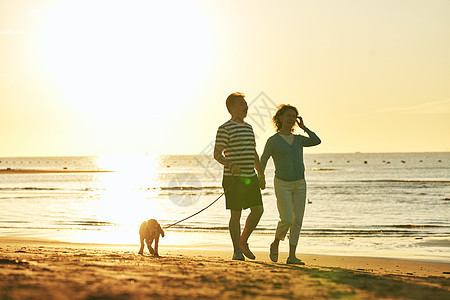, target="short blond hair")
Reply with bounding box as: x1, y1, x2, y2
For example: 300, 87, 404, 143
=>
225, 92, 245, 113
